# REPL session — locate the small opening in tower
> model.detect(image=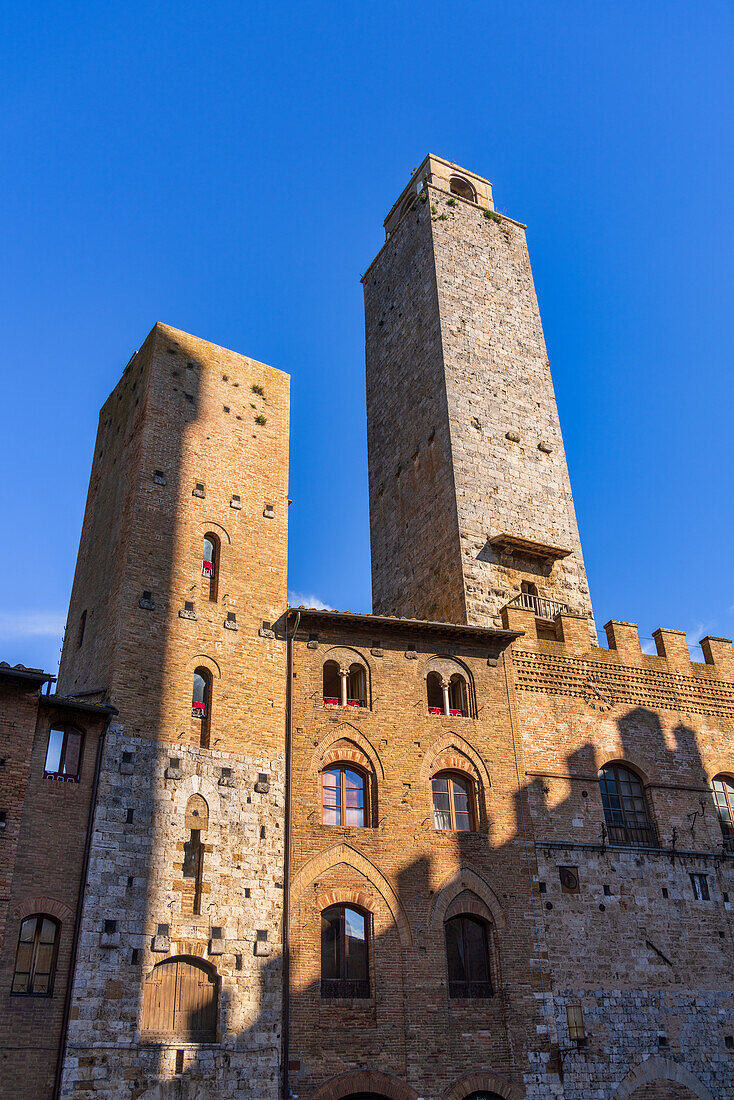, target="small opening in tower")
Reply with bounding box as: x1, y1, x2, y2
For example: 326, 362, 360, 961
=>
449, 176, 476, 203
